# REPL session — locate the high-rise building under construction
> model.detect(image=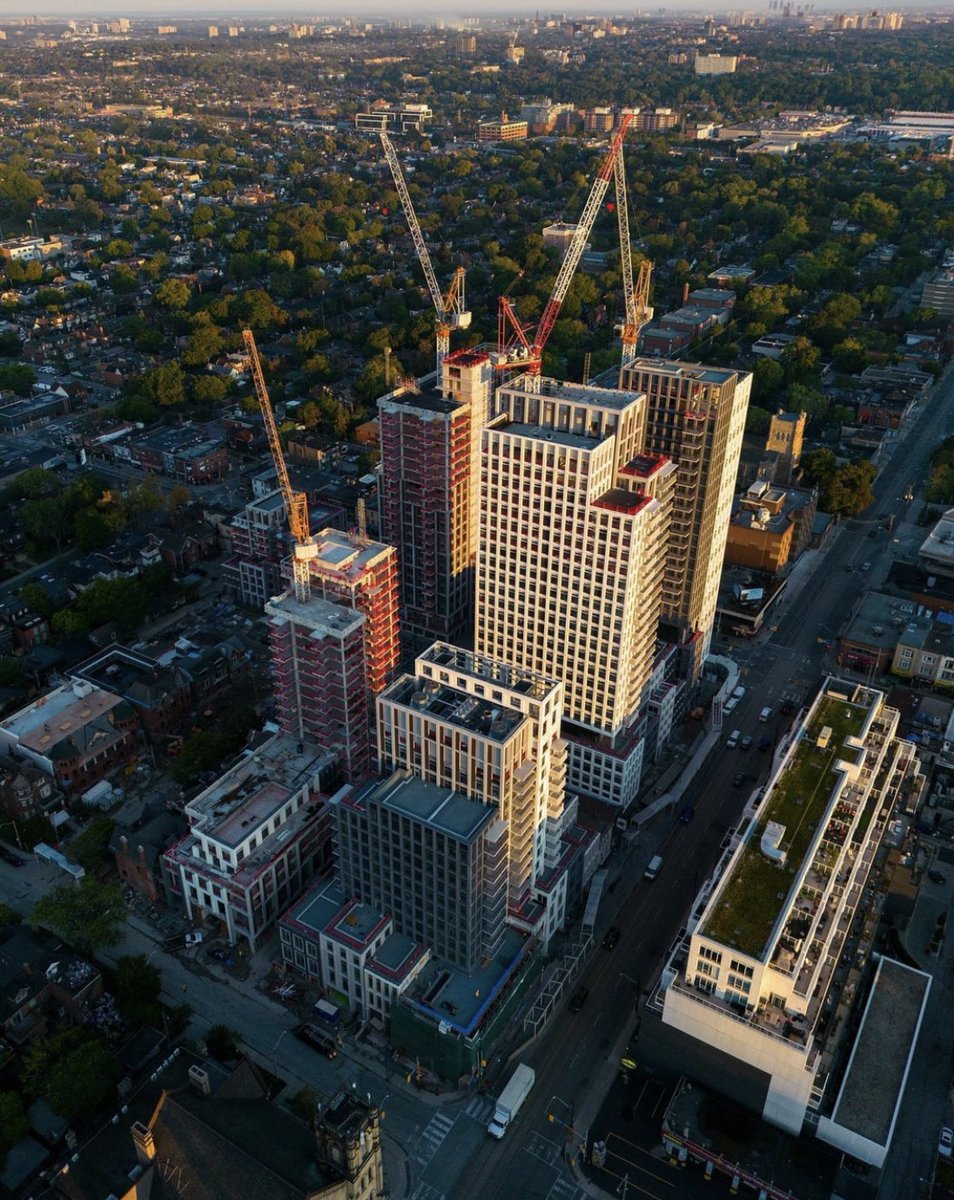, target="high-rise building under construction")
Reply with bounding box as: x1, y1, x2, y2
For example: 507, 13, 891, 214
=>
378, 349, 494, 662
